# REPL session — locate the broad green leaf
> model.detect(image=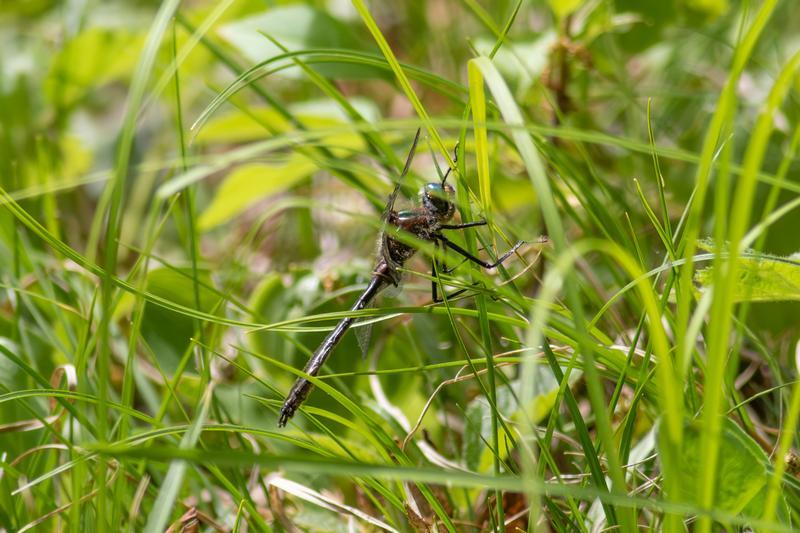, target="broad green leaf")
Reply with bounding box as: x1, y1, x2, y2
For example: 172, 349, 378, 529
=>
137, 268, 222, 374
695, 249, 800, 302
196, 99, 380, 145
292, 505, 349, 533
246, 273, 295, 366
218, 5, 379, 80
464, 365, 571, 472
195, 107, 292, 145
684, 0, 729, 17
58, 135, 92, 181
0, 337, 56, 458
473, 33, 555, 95
548, 0, 583, 20
198, 118, 369, 230
572, 0, 614, 43
0, 1, 57, 16
290, 97, 380, 126
657, 418, 786, 521
45, 27, 143, 106
219, 5, 360, 62
198, 156, 316, 230
613, 0, 678, 52
0, 338, 34, 413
